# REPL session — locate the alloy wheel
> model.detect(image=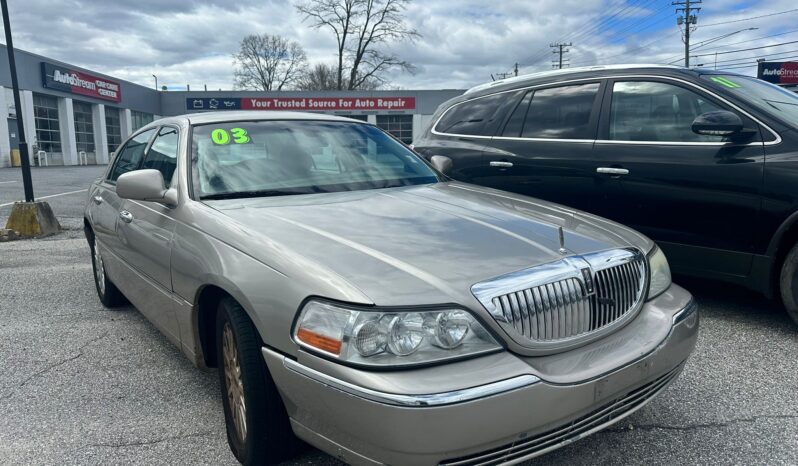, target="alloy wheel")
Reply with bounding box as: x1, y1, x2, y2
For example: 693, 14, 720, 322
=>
93, 244, 106, 296
223, 322, 247, 442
